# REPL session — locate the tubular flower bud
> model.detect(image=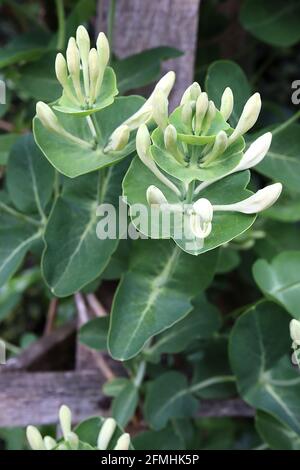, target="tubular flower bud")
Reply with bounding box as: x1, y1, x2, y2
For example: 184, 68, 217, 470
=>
290, 319, 300, 346
229, 93, 261, 144
181, 101, 193, 131
136, 125, 181, 197
234, 132, 272, 172
26, 426, 45, 450
66, 37, 84, 103
201, 130, 228, 167
97, 418, 117, 450
189, 198, 213, 239
194, 92, 209, 135
104, 125, 130, 152
59, 405, 72, 441
76, 25, 90, 96
66, 431, 79, 450
55, 53, 69, 88
114, 433, 131, 450
146, 185, 168, 206
180, 82, 201, 105
154, 71, 176, 98
220, 87, 234, 121
201, 100, 216, 135
95, 32, 110, 96
152, 90, 169, 130
164, 124, 184, 163
36, 101, 62, 134
88, 48, 100, 104
213, 183, 282, 214
44, 436, 57, 450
